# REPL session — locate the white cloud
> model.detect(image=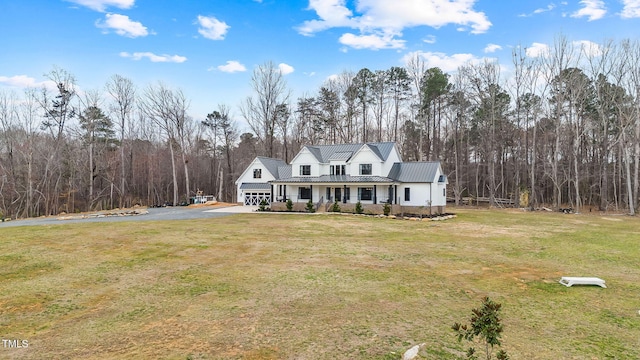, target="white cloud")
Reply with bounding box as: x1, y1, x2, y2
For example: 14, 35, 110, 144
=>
519, 3, 556, 17
525, 42, 550, 57
297, 0, 355, 35
278, 63, 295, 75
621, 0, 640, 18
297, 0, 491, 50
0, 75, 39, 88
326, 74, 340, 82
120, 52, 187, 63
423, 35, 436, 44
217, 60, 246, 73
484, 43, 502, 53
196, 15, 229, 40
535, 4, 556, 14
571, 0, 606, 21
96, 13, 148, 37
402, 51, 479, 73
66, 0, 134, 12
339, 32, 405, 50
573, 40, 603, 57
